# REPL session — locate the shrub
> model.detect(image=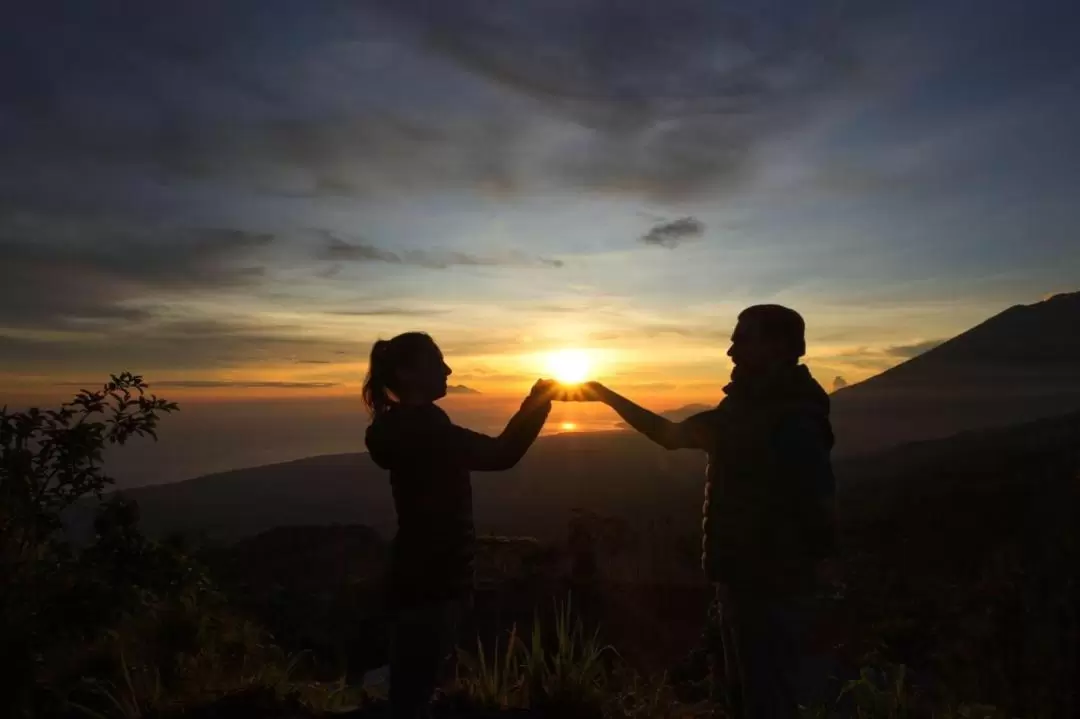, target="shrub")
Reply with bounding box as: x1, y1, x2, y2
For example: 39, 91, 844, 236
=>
1, 374, 177, 716
0, 375, 364, 718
